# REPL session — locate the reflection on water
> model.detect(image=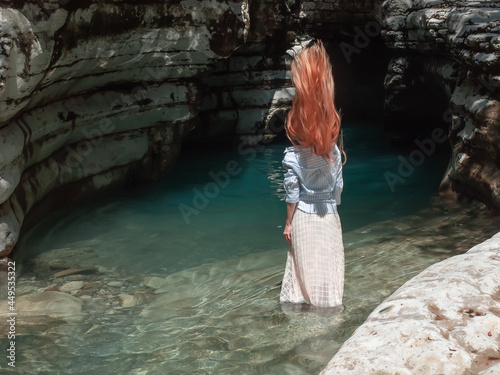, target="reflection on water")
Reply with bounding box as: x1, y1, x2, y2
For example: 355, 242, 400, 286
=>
1, 123, 499, 374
